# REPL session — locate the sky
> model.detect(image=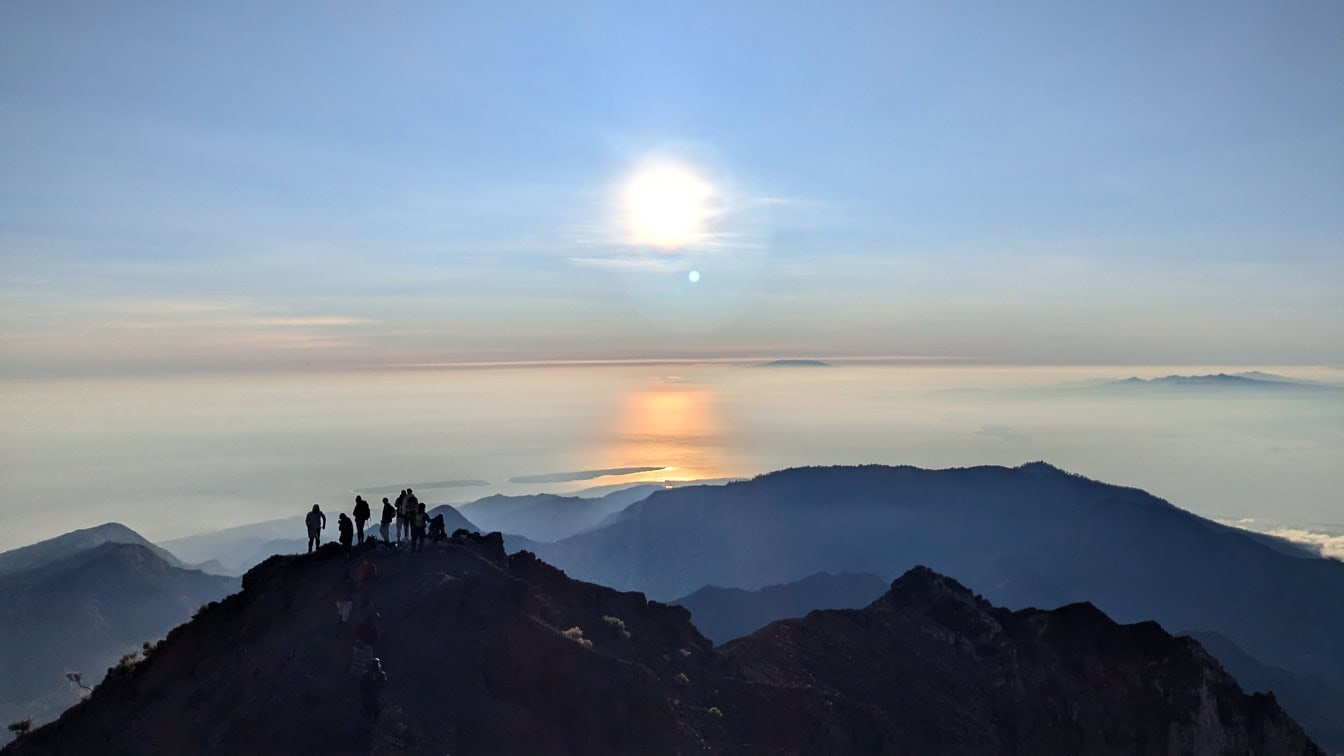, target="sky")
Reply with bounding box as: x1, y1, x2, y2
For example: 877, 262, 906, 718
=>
2, 1, 1342, 376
